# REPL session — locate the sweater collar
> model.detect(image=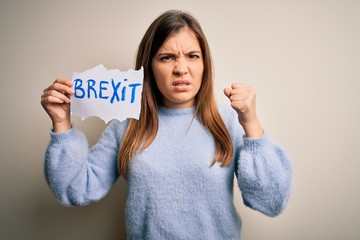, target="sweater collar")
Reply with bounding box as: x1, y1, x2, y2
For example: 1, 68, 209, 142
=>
158, 105, 195, 116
